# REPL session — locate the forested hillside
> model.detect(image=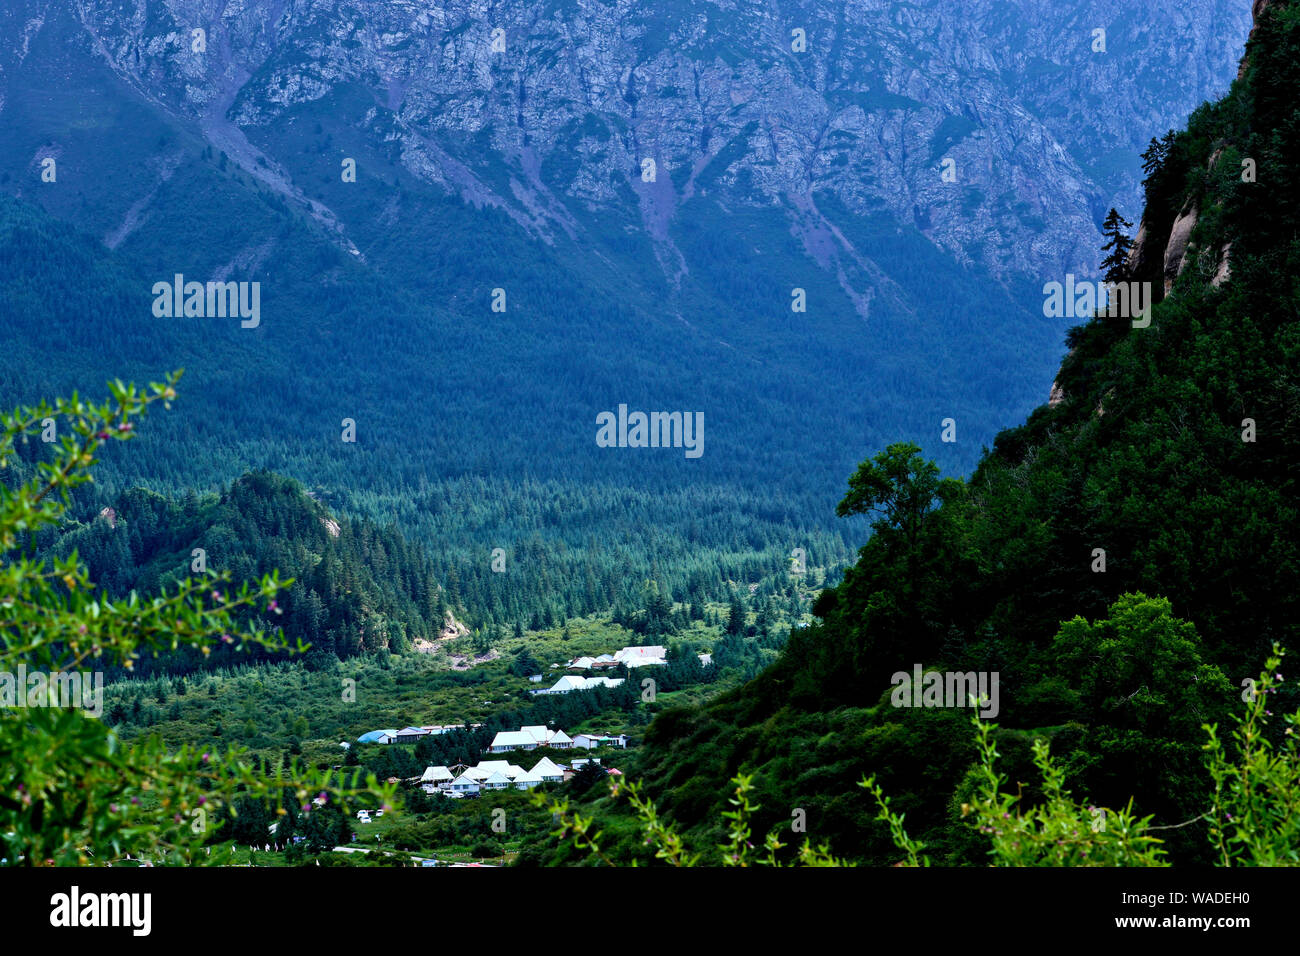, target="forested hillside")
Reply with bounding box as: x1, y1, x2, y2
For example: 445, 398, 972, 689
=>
606, 0, 1300, 866
20, 469, 450, 673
